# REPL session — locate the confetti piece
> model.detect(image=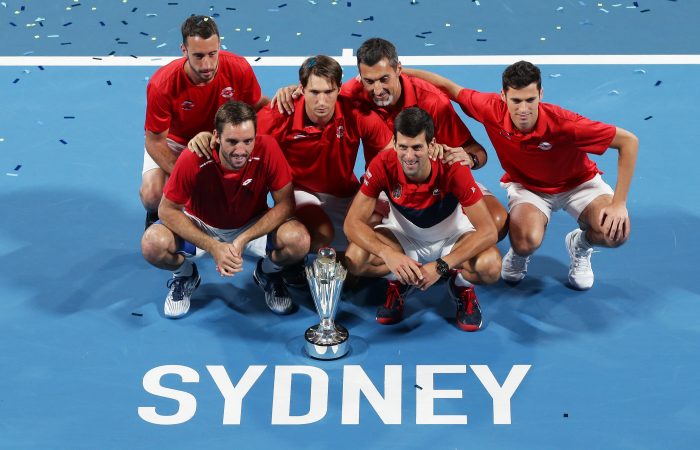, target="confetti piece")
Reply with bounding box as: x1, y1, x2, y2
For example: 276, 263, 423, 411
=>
14, 164, 21, 170
253, 36, 260, 40
47, 34, 59, 37
410, 0, 418, 4
415, 34, 425, 39
278, 3, 287, 6
476, 38, 487, 42
265, 35, 270, 42
634, 69, 646, 74
140, 31, 148, 36
415, 384, 423, 390
38, 66, 44, 70
608, 90, 619, 95
146, 13, 157, 17
12, 78, 19, 83
6, 173, 18, 177
654, 80, 661, 86
63, 22, 72, 26
424, 43, 435, 47
130, 54, 138, 59
64, 116, 75, 119
363, 16, 374, 20
226, 7, 236, 10
563, 413, 569, 418
121, 20, 128, 25
9, 22, 16, 26
549, 73, 562, 78
168, 2, 178, 5
131, 7, 137, 12
421, 31, 432, 35
347, 1, 351, 5
254, 57, 261, 61
59, 139, 67, 144
258, 49, 269, 53
600, 8, 608, 12
351, 33, 362, 37
633, 1, 639, 6
556, 6, 564, 11
640, 8, 650, 12
644, 116, 652, 120
308, 1, 317, 4
106, 80, 112, 85
156, 42, 166, 48
131, 312, 143, 317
